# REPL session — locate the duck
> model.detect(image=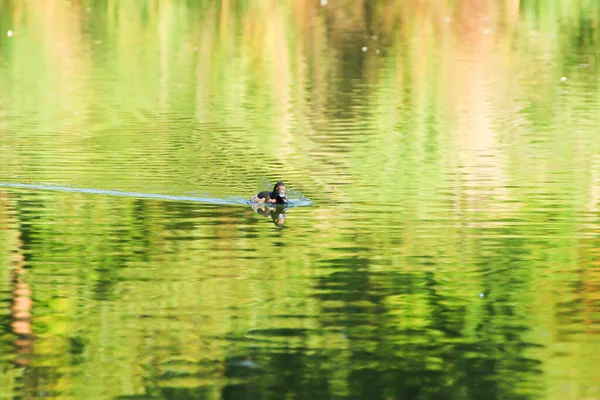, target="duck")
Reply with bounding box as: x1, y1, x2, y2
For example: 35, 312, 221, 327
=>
251, 182, 288, 204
